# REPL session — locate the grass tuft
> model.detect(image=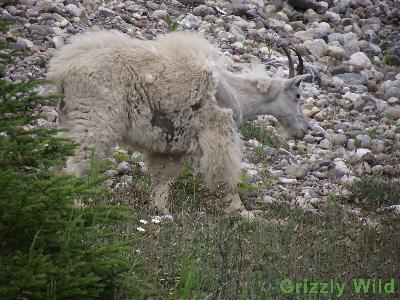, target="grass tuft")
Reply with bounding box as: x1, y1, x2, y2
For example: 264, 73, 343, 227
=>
346, 177, 400, 212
